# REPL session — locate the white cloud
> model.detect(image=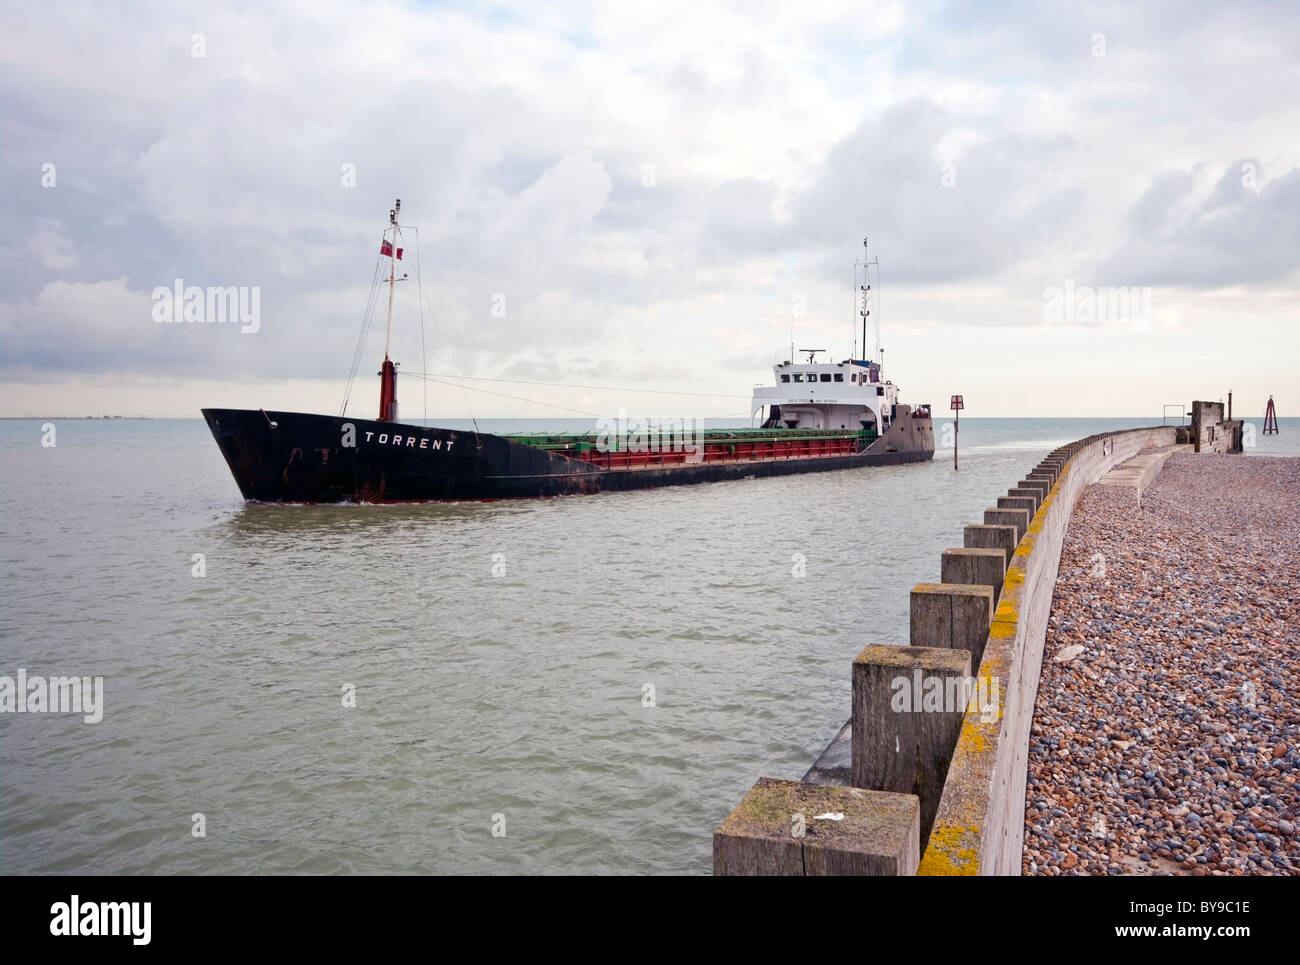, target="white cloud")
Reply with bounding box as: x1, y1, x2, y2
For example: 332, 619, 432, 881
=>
26, 218, 76, 270
0, 0, 1298, 416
